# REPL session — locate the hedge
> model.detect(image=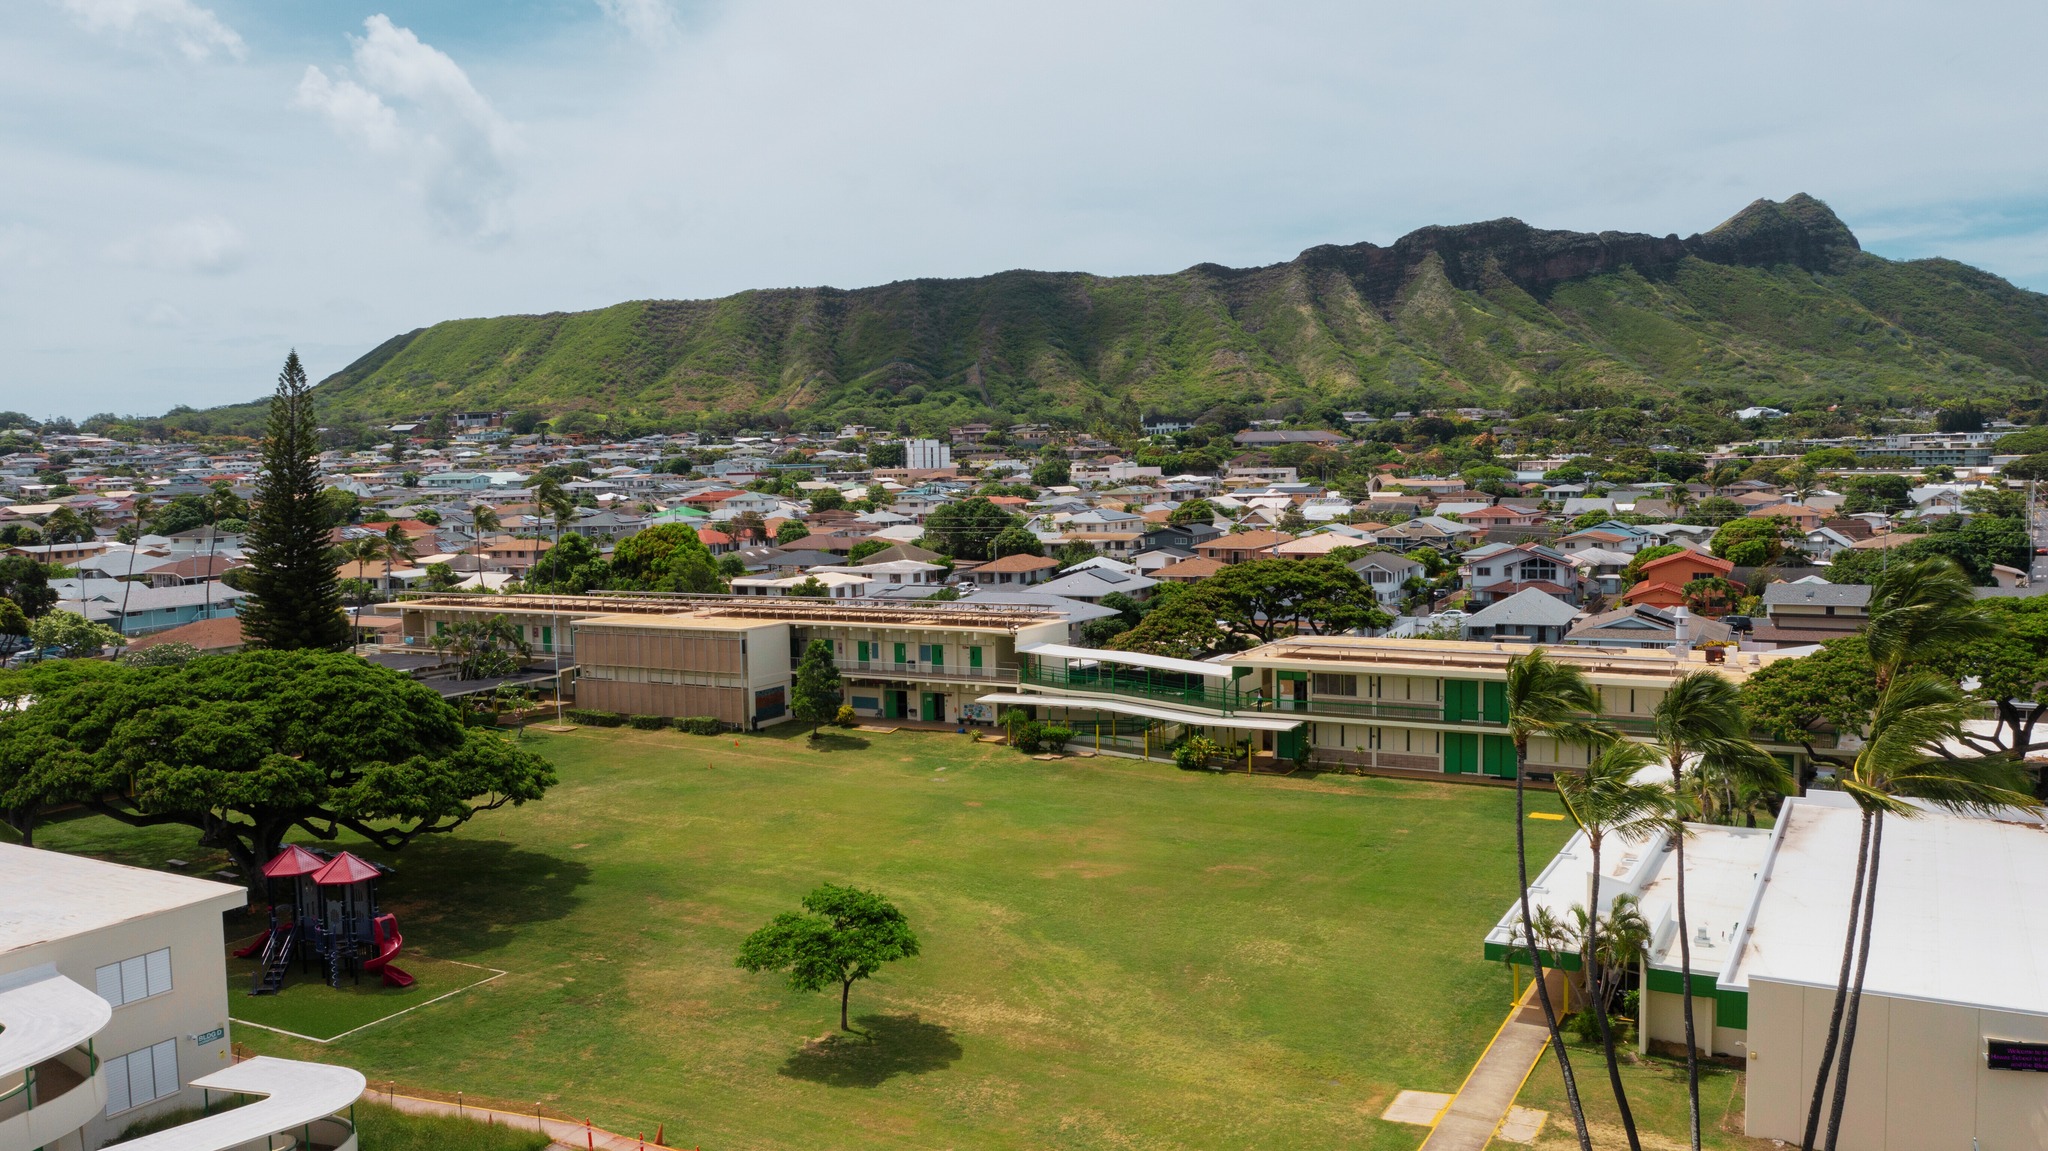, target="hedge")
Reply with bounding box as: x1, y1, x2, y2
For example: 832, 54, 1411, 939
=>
675, 716, 724, 735
566, 709, 626, 727
627, 714, 669, 730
